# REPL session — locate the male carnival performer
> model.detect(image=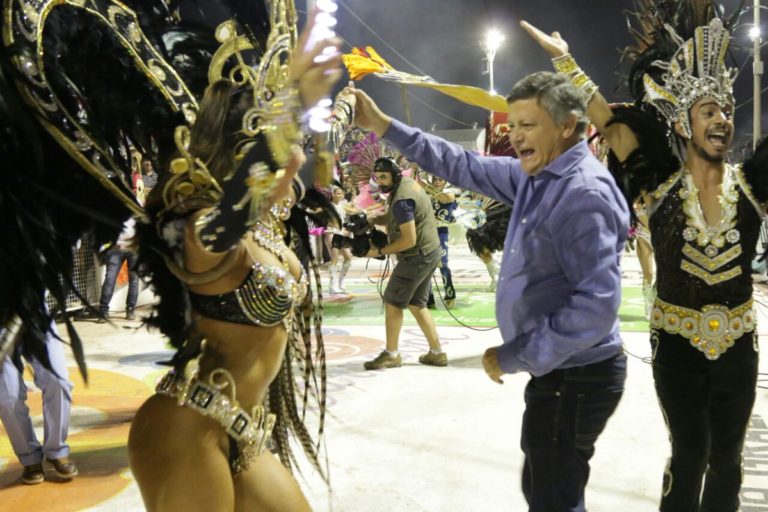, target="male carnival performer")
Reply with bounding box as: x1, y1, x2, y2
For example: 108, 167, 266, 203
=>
524, 5, 764, 510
